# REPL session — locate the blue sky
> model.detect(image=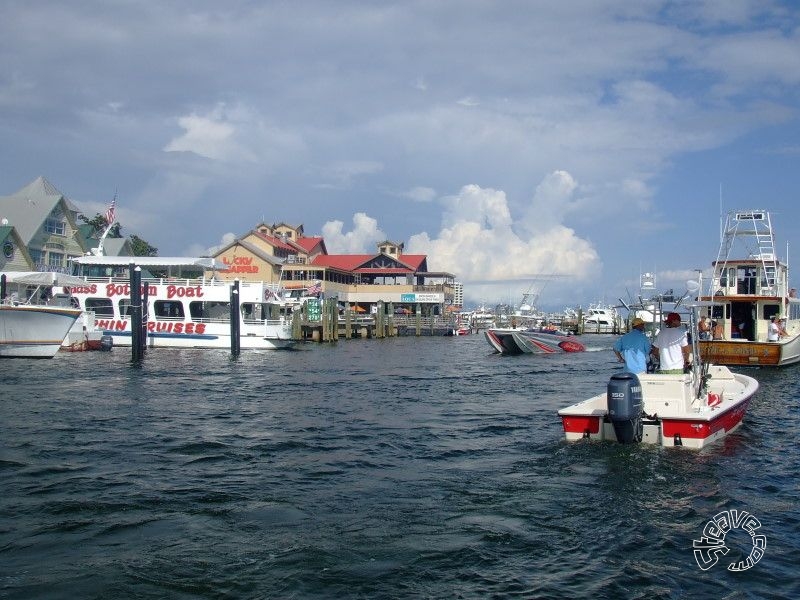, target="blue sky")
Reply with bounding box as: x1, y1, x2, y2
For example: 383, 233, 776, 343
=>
2, 0, 799, 310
